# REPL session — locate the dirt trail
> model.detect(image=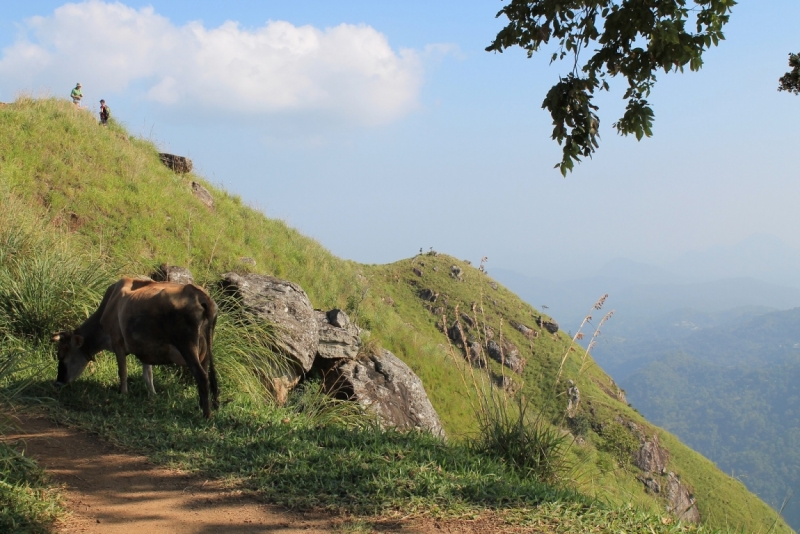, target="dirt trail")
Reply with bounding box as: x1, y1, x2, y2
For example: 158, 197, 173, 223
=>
4, 415, 520, 533
4, 415, 343, 533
